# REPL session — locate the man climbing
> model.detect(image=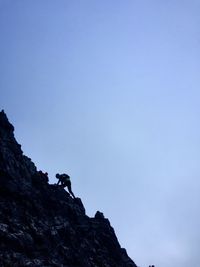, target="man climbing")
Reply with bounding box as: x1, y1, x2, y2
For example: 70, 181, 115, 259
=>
56, 173, 76, 199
